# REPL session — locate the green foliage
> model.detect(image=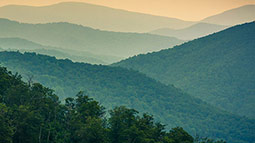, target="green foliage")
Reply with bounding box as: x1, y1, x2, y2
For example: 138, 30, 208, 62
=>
63, 92, 108, 143
0, 103, 13, 143
167, 127, 194, 143
194, 136, 226, 143
0, 51, 254, 143
0, 66, 220, 143
115, 22, 255, 118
